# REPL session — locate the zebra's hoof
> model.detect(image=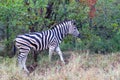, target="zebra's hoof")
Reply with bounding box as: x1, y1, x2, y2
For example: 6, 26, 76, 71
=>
27, 63, 38, 73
